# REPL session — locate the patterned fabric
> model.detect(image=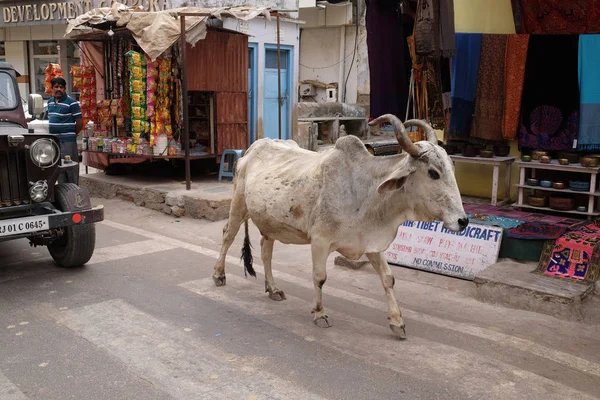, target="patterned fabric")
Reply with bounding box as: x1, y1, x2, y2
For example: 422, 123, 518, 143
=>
507, 221, 567, 240
518, 34, 580, 151
502, 34, 529, 140
577, 34, 600, 152
535, 221, 600, 284
467, 214, 524, 229
471, 34, 508, 141
464, 203, 582, 227
519, 0, 600, 34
